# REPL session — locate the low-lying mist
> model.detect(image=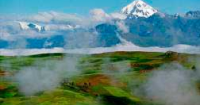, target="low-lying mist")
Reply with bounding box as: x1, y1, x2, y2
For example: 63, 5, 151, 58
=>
134, 63, 200, 105
13, 55, 81, 96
